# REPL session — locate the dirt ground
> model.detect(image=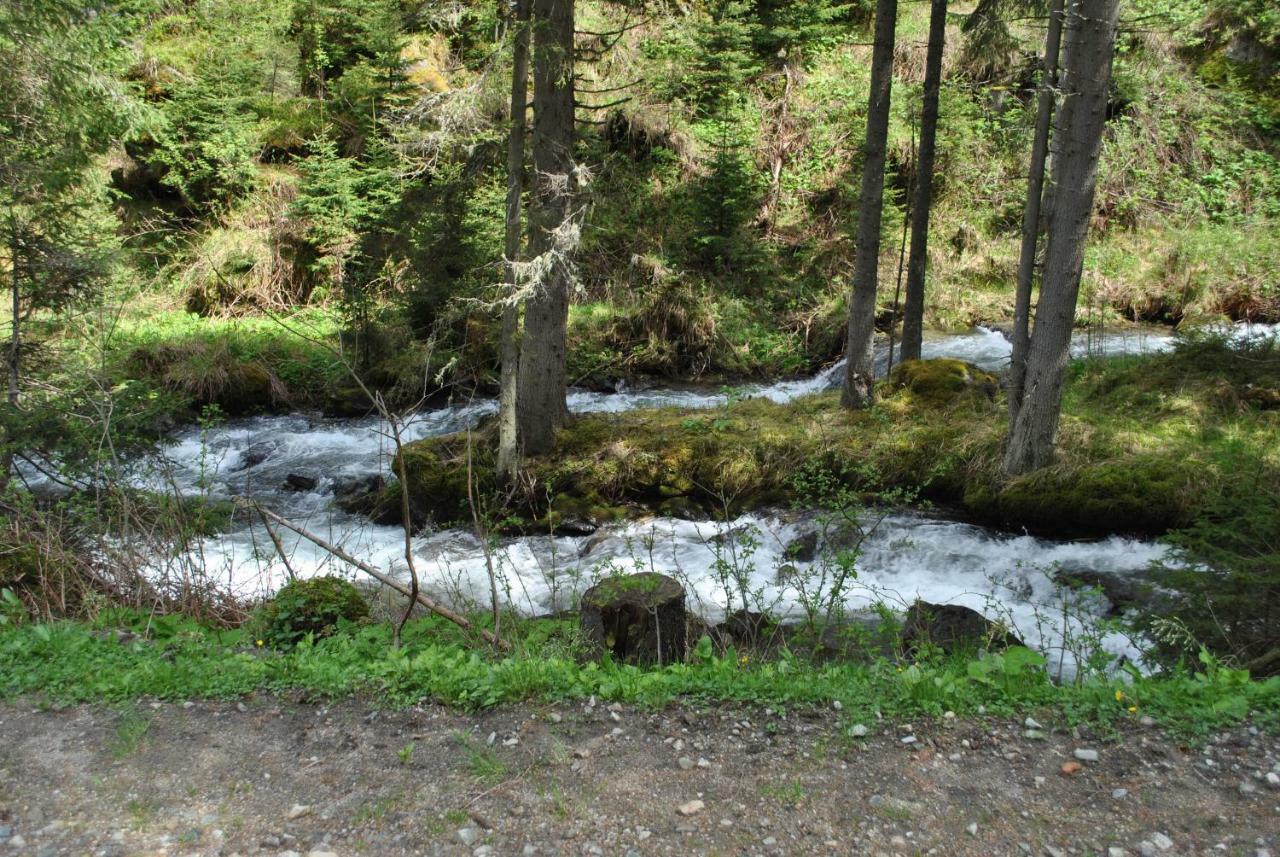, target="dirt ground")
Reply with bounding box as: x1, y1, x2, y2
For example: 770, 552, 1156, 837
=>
0, 697, 1277, 857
